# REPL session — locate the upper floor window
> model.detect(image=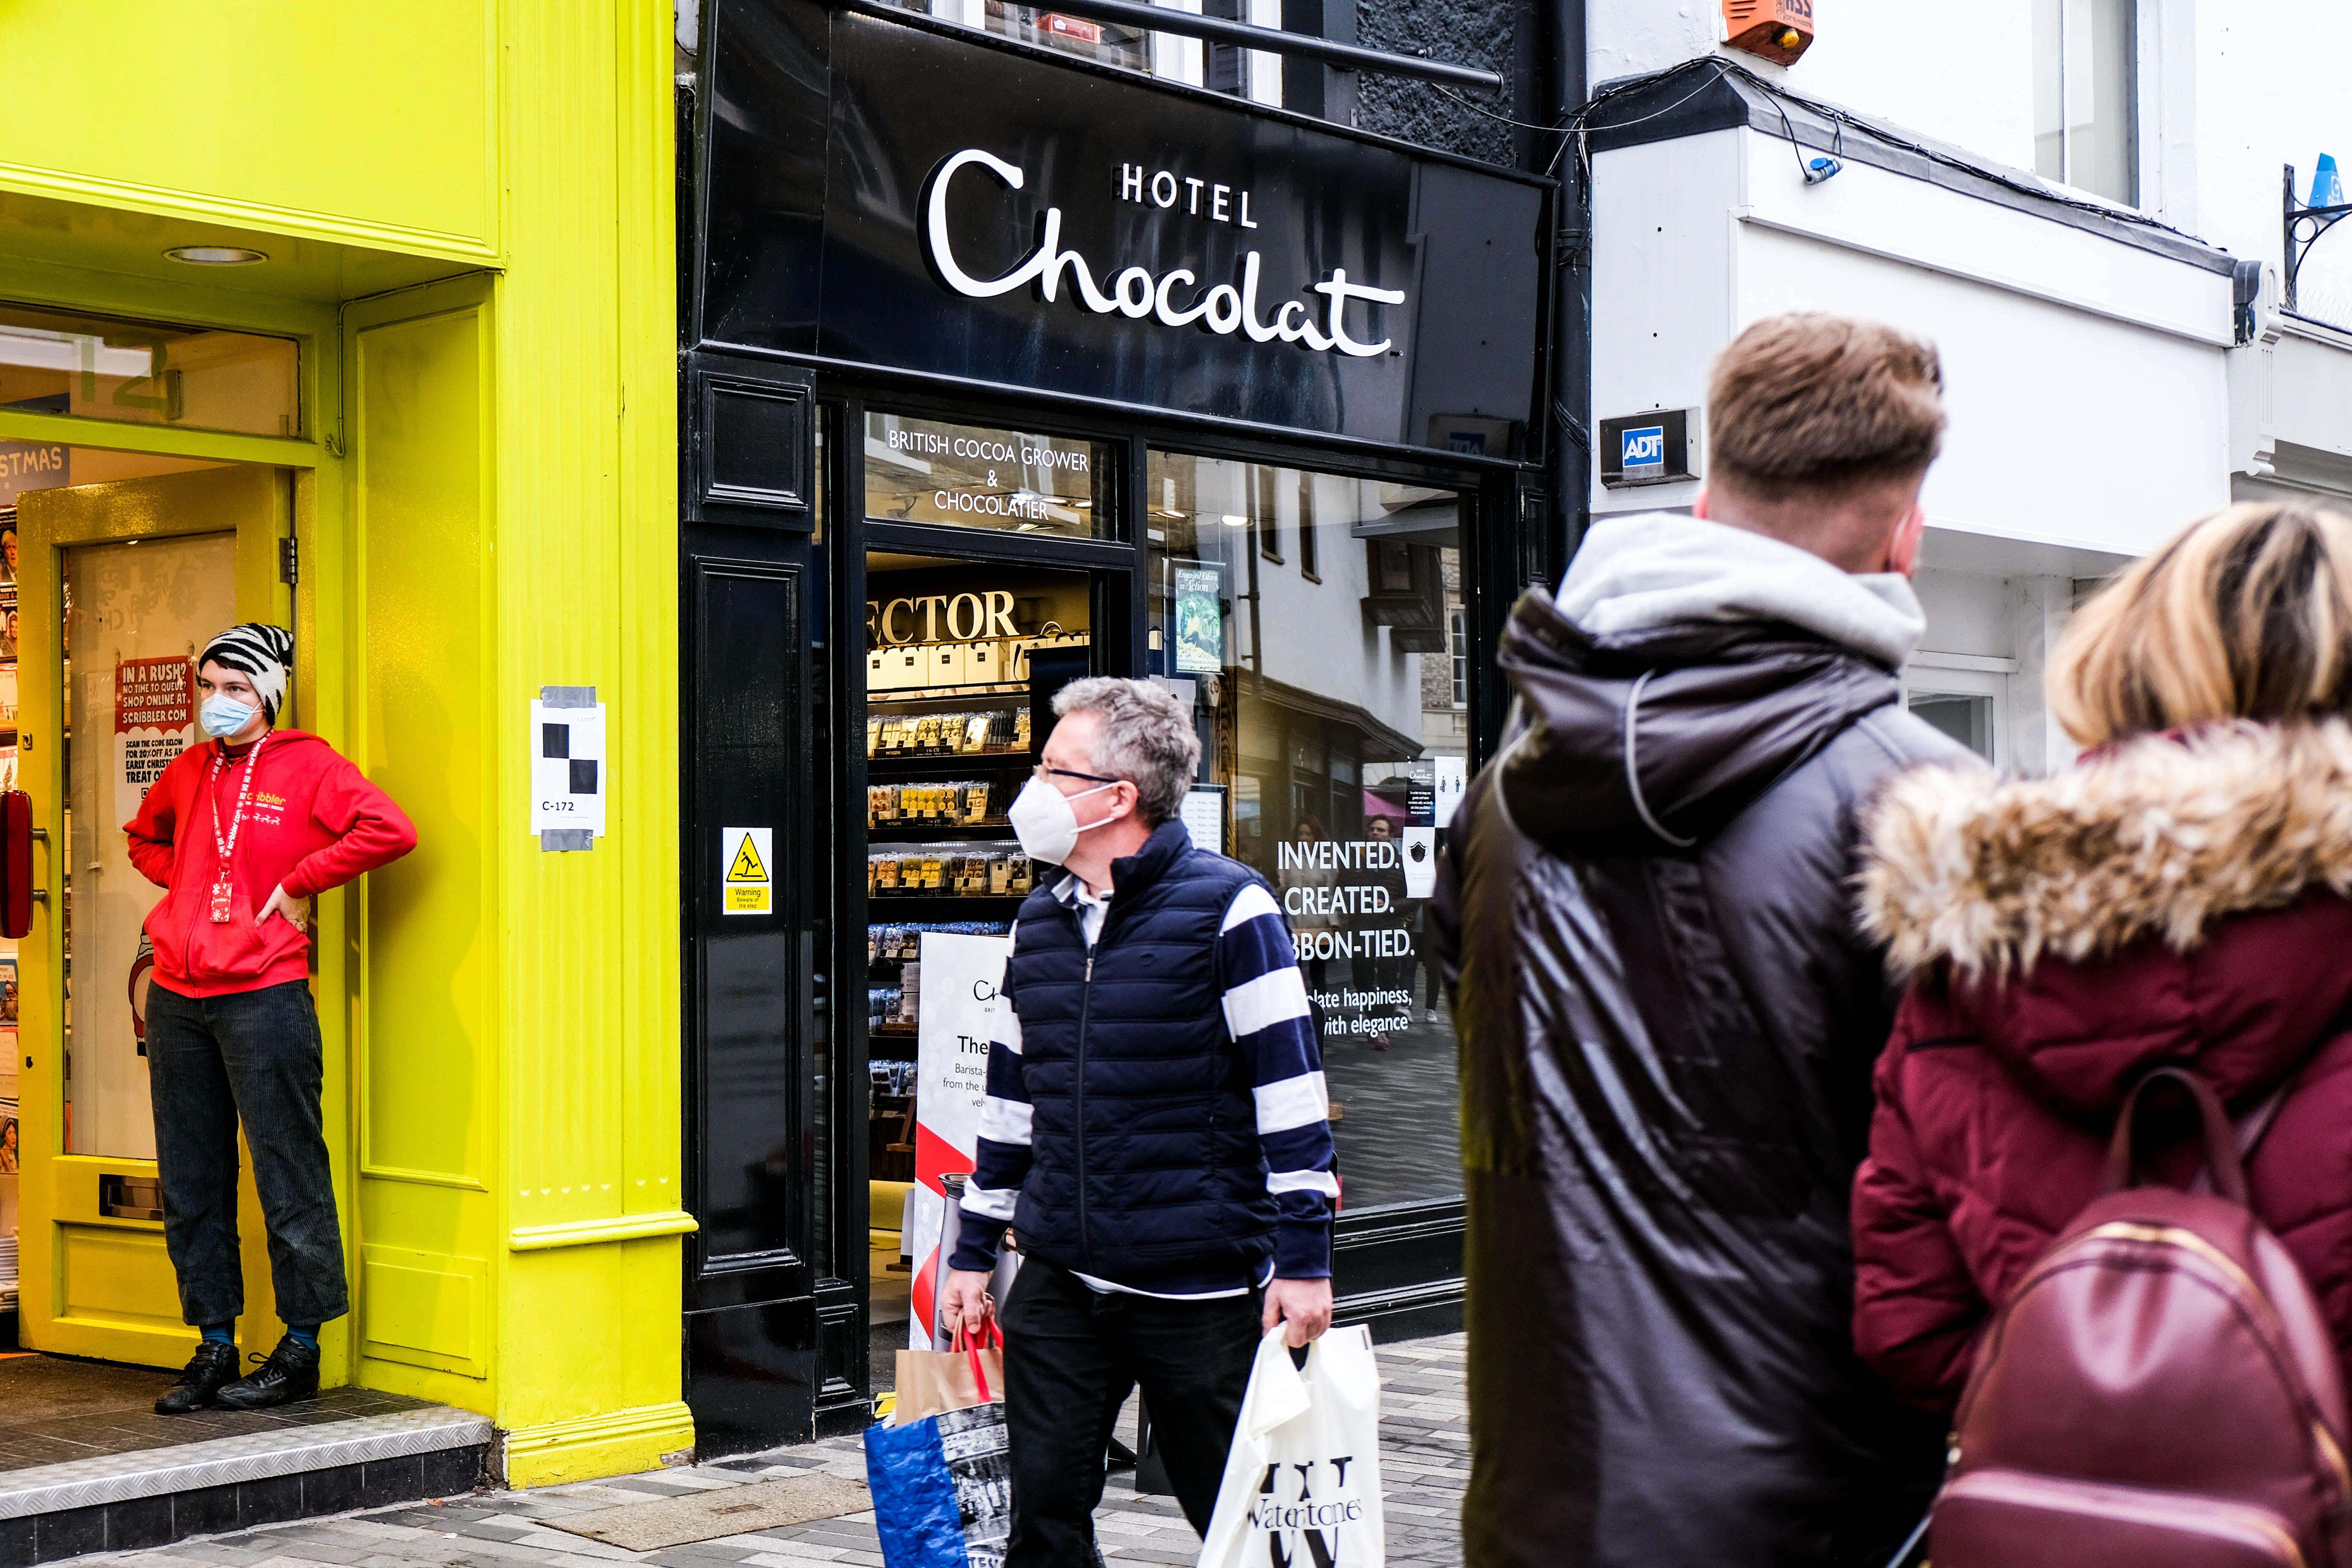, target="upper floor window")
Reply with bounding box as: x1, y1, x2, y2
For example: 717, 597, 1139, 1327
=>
2033, 0, 2136, 205
879, 0, 1294, 108
0, 303, 299, 439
